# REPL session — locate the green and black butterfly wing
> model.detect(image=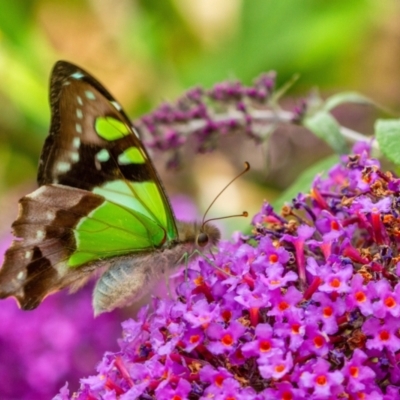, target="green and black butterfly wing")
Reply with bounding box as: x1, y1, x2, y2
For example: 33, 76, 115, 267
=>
0, 61, 178, 309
